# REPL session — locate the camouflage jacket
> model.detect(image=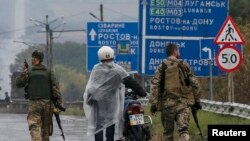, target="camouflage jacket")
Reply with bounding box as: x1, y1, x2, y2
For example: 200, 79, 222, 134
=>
16, 64, 62, 104
149, 56, 201, 107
